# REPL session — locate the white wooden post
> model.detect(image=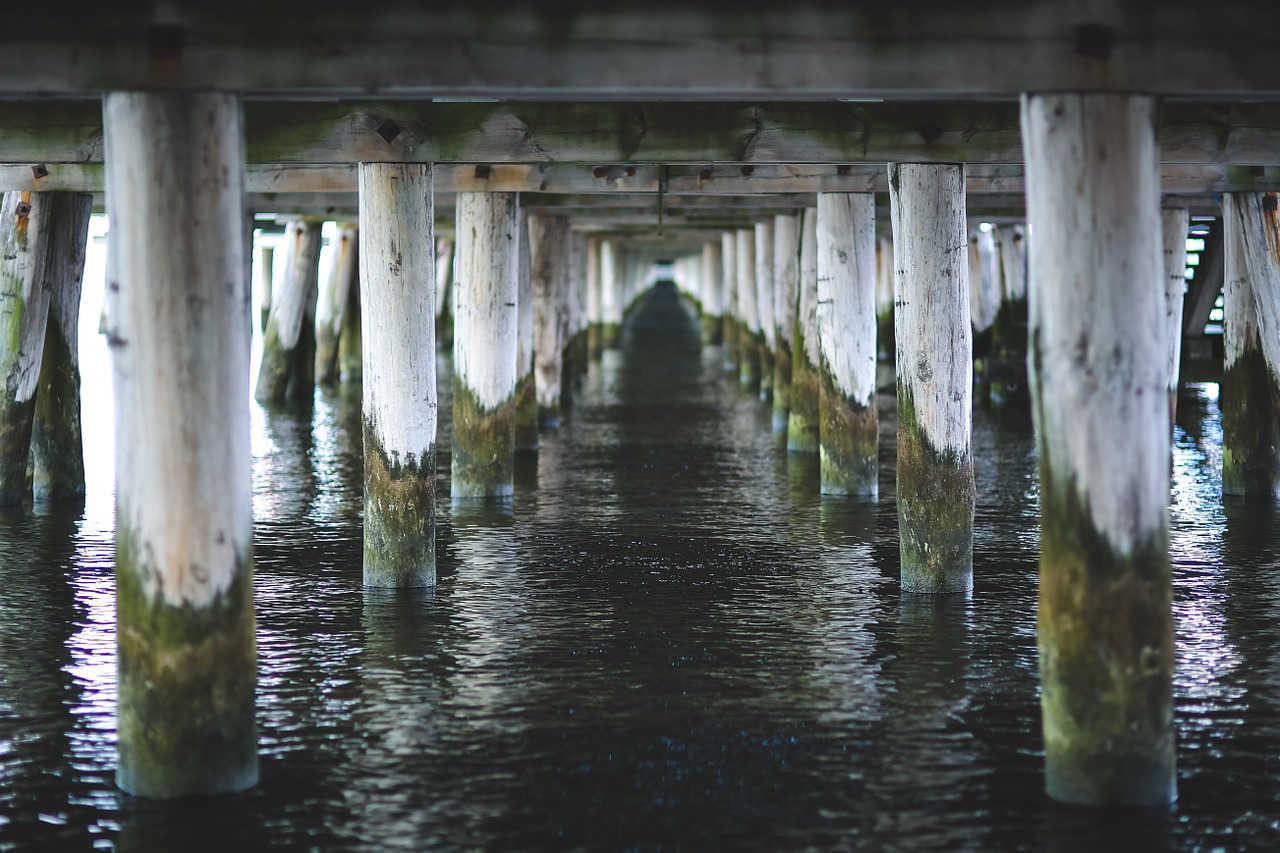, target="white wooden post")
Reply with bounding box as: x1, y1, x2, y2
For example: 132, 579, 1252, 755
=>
817, 193, 878, 497
1161, 208, 1190, 423
359, 163, 437, 588
515, 209, 538, 450
721, 231, 739, 369
530, 214, 570, 428
452, 192, 520, 498
736, 228, 760, 390
104, 91, 256, 798
888, 164, 974, 592
772, 214, 801, 434
315, 223, 358, 385
755, 219, 776, 400
788, 207, 821, 453
1023, 92, 1174, 807
255, 219, 322, 403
